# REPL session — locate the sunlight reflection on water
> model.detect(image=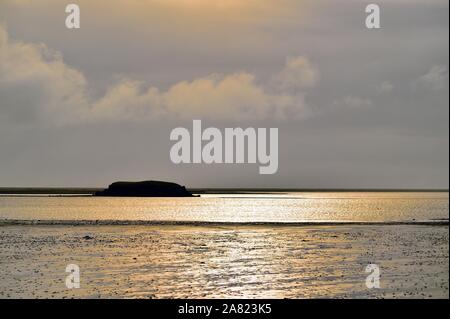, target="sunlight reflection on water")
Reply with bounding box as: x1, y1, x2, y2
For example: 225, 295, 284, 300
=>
0, 192, 447, 223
